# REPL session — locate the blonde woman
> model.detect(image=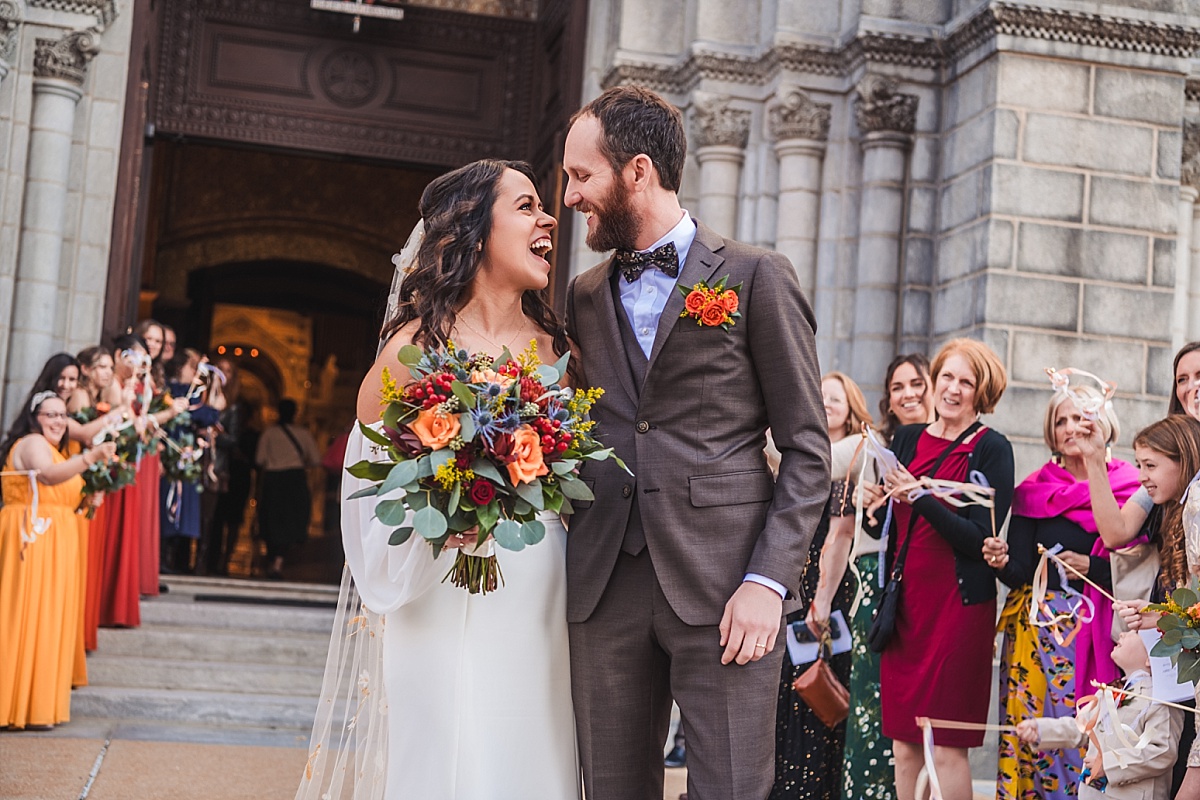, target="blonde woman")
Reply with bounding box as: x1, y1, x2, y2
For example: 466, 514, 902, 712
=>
770, 372, 871, 799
